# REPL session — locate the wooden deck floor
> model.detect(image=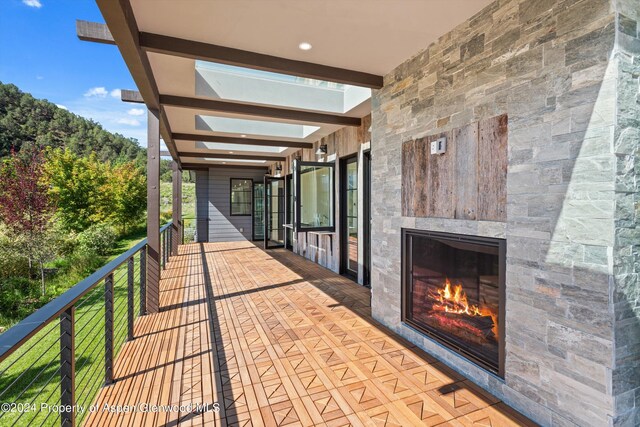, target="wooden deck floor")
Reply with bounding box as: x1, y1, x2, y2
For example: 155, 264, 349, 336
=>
86, 242, 534, 427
